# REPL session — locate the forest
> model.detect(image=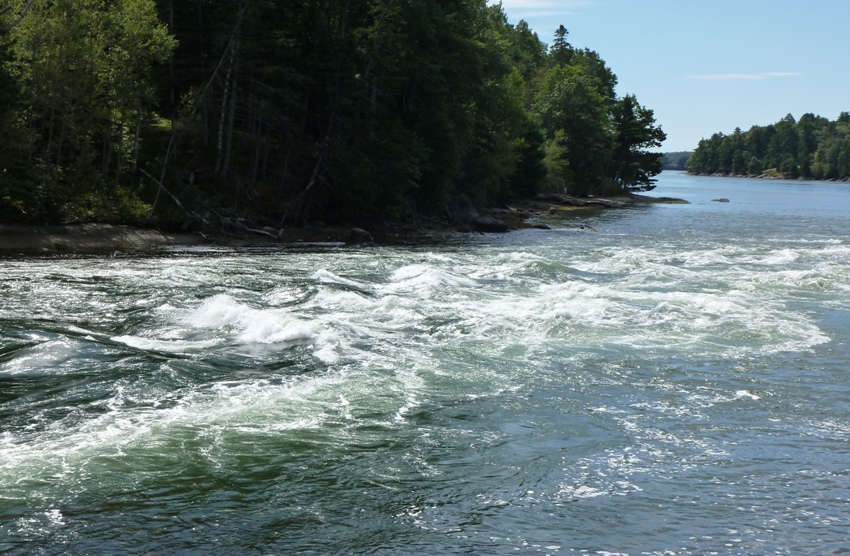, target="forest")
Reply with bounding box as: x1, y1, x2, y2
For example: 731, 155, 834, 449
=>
662, 151, 691, 171
687, 112, 850, 181
0, 0, 665, 228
